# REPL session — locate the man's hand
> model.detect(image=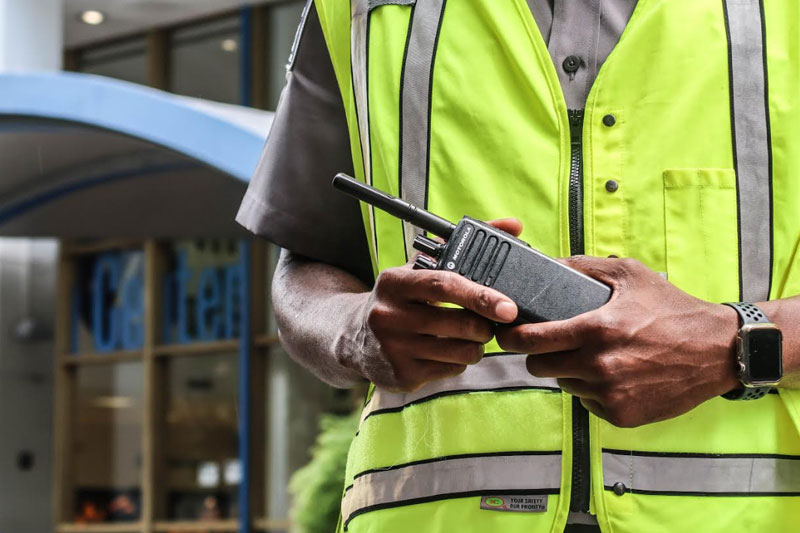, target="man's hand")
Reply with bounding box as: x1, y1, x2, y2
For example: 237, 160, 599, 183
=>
496, 256, 741, 428
336, 219, 522, 392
